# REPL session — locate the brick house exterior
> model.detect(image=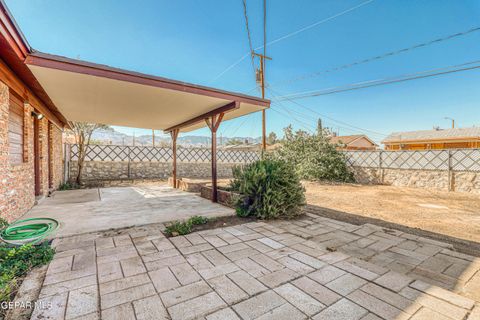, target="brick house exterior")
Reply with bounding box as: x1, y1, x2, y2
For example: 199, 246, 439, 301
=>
0, 5, 68, 222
